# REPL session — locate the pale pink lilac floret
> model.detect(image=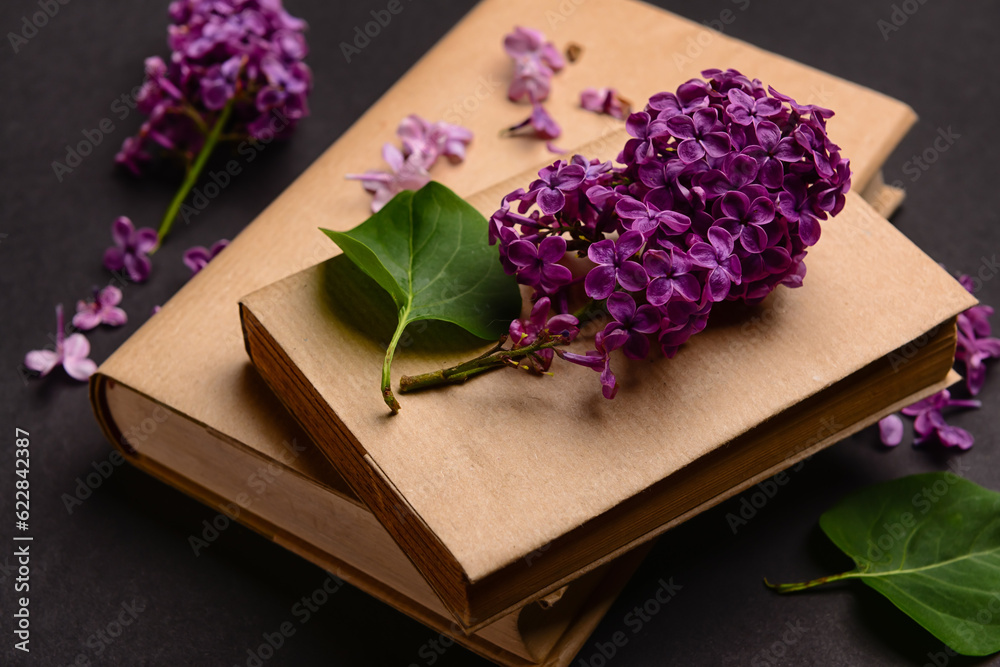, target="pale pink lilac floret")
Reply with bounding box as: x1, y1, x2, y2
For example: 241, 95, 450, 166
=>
24, 305, 97, 382
490, 69, 852, 399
